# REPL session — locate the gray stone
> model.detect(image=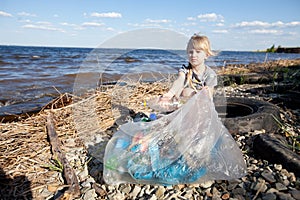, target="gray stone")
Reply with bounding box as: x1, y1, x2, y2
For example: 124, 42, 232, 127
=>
149, 195, 158, 200
110, 191, 125, 200
200, 180, 214, 189
289, 190, 300, 200
277, 191, 294, 200
266, 188, 279, 194
289, 172, 296, 182
252, 181, 268, 193
144, 185, 152, 195
183, 188, 193, 199
275, 183, 288, 191
39, 188, 53, 199
262, 193, 277, 200
274, 164, 283, 171
261, 171, 276, 183
232, 187, 246, 196
155, 186, 165, 199
130, 185, 142, 199
120, 184, 131, 194
212, 186, 221, 198
83, 189, 97, 200
227, 183, 239, 191
81, 181, 91, 188
282, 179, 290, 186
